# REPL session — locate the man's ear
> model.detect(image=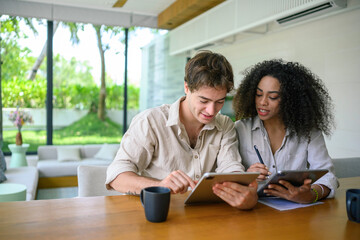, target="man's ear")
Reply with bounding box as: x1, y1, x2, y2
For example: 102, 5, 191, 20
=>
184, 81, 190, 95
